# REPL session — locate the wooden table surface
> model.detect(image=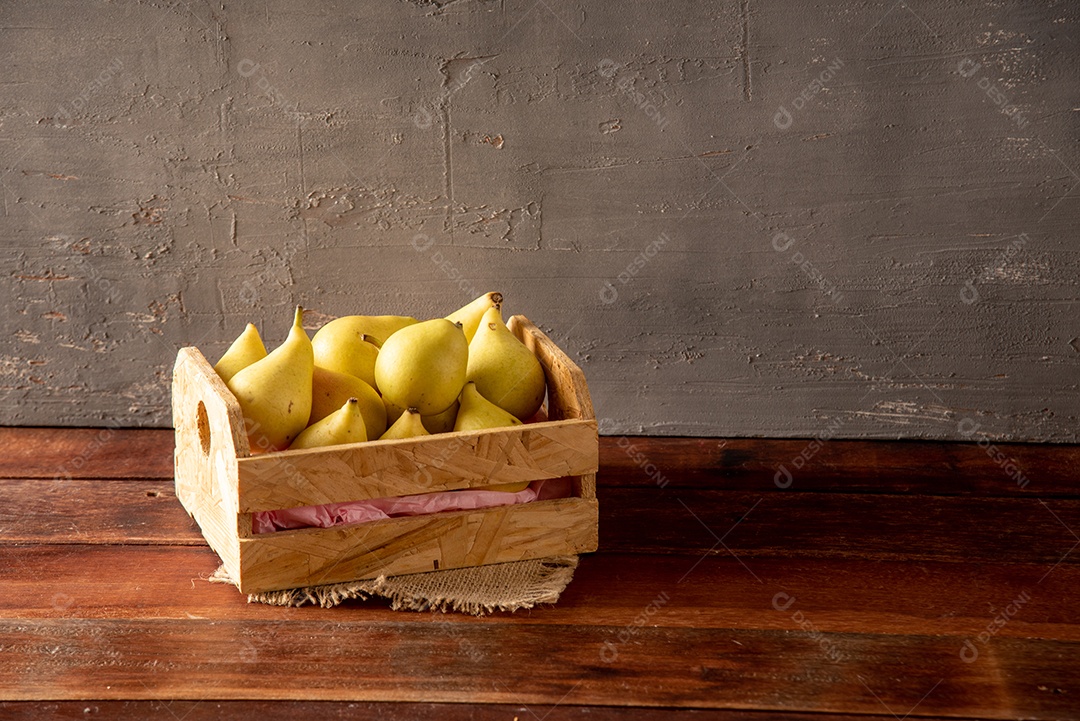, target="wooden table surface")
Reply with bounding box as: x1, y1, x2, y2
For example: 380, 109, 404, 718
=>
1, 428, 1077, 719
